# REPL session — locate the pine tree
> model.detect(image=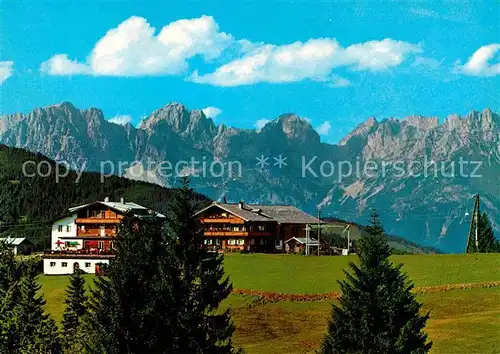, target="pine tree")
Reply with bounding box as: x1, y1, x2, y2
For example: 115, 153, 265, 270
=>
61, 268, 88, 352
14, 263, 61, 353
83, 216, 174, 353
467, 212, 499, 253
165, 176, 236, 353
321, 209, 432, 354
478, 212, 498, 253
83, 177, 236, 353
0, 240, 22, 352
